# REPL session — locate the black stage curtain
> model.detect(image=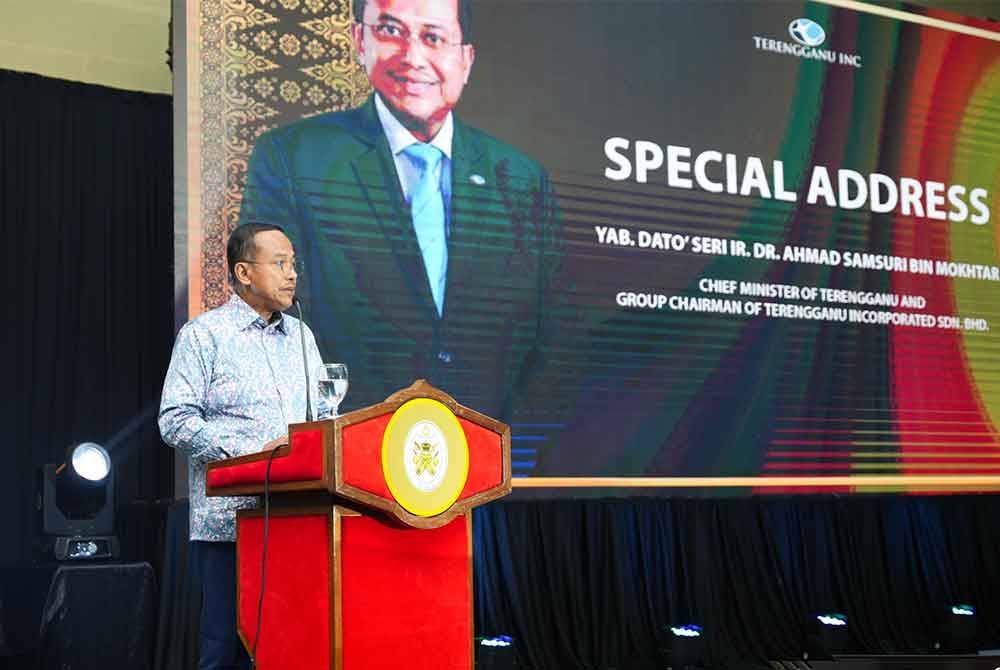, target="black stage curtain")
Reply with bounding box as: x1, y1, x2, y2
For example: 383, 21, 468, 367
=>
474, 495, 1000, 669
0, 68, 174, 571
154, 495, 1000, 669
